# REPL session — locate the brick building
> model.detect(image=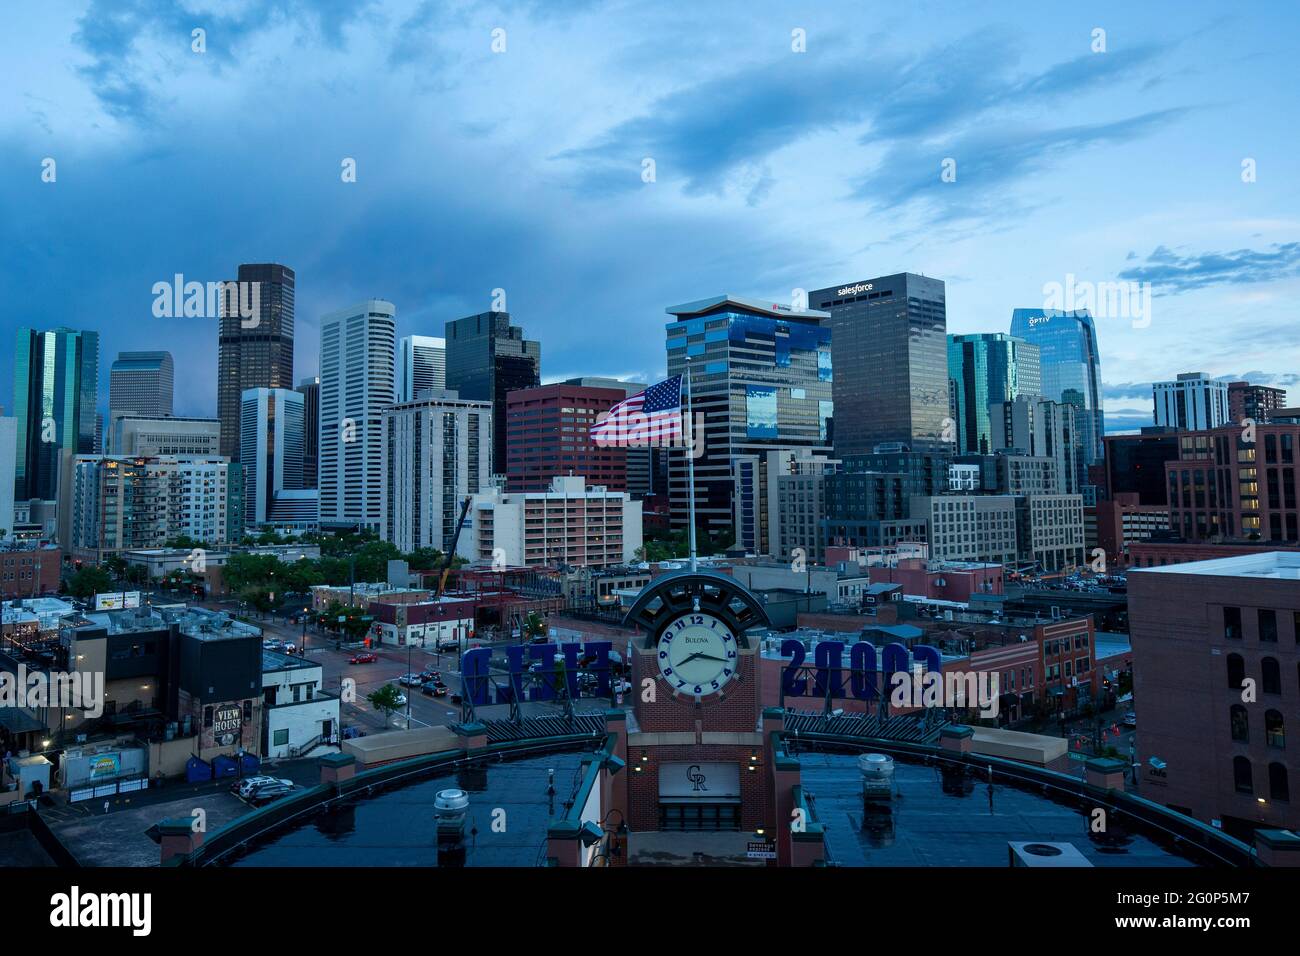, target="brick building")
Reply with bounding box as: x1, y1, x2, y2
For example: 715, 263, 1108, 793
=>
1129, 552, 1300, 840
504, 383, 627, 492
0, 545, 61, 599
